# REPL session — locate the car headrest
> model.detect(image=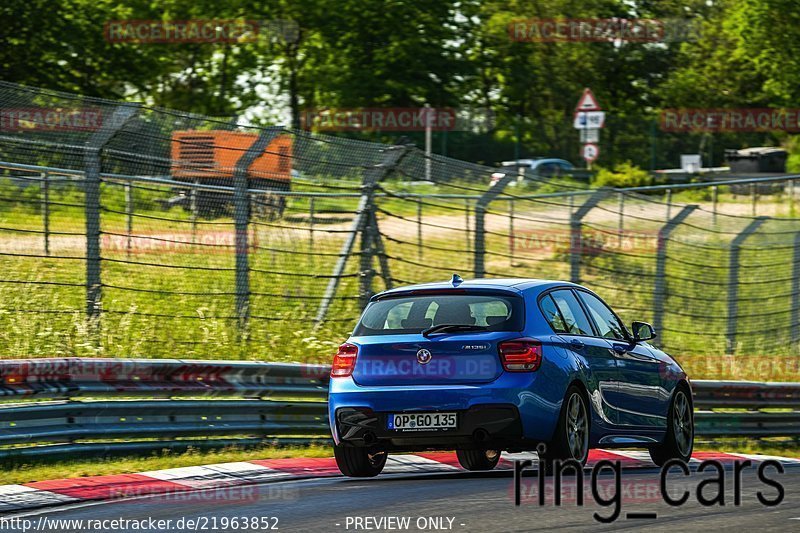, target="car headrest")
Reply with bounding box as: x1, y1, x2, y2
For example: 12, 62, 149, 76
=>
433, 302, 475, 325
